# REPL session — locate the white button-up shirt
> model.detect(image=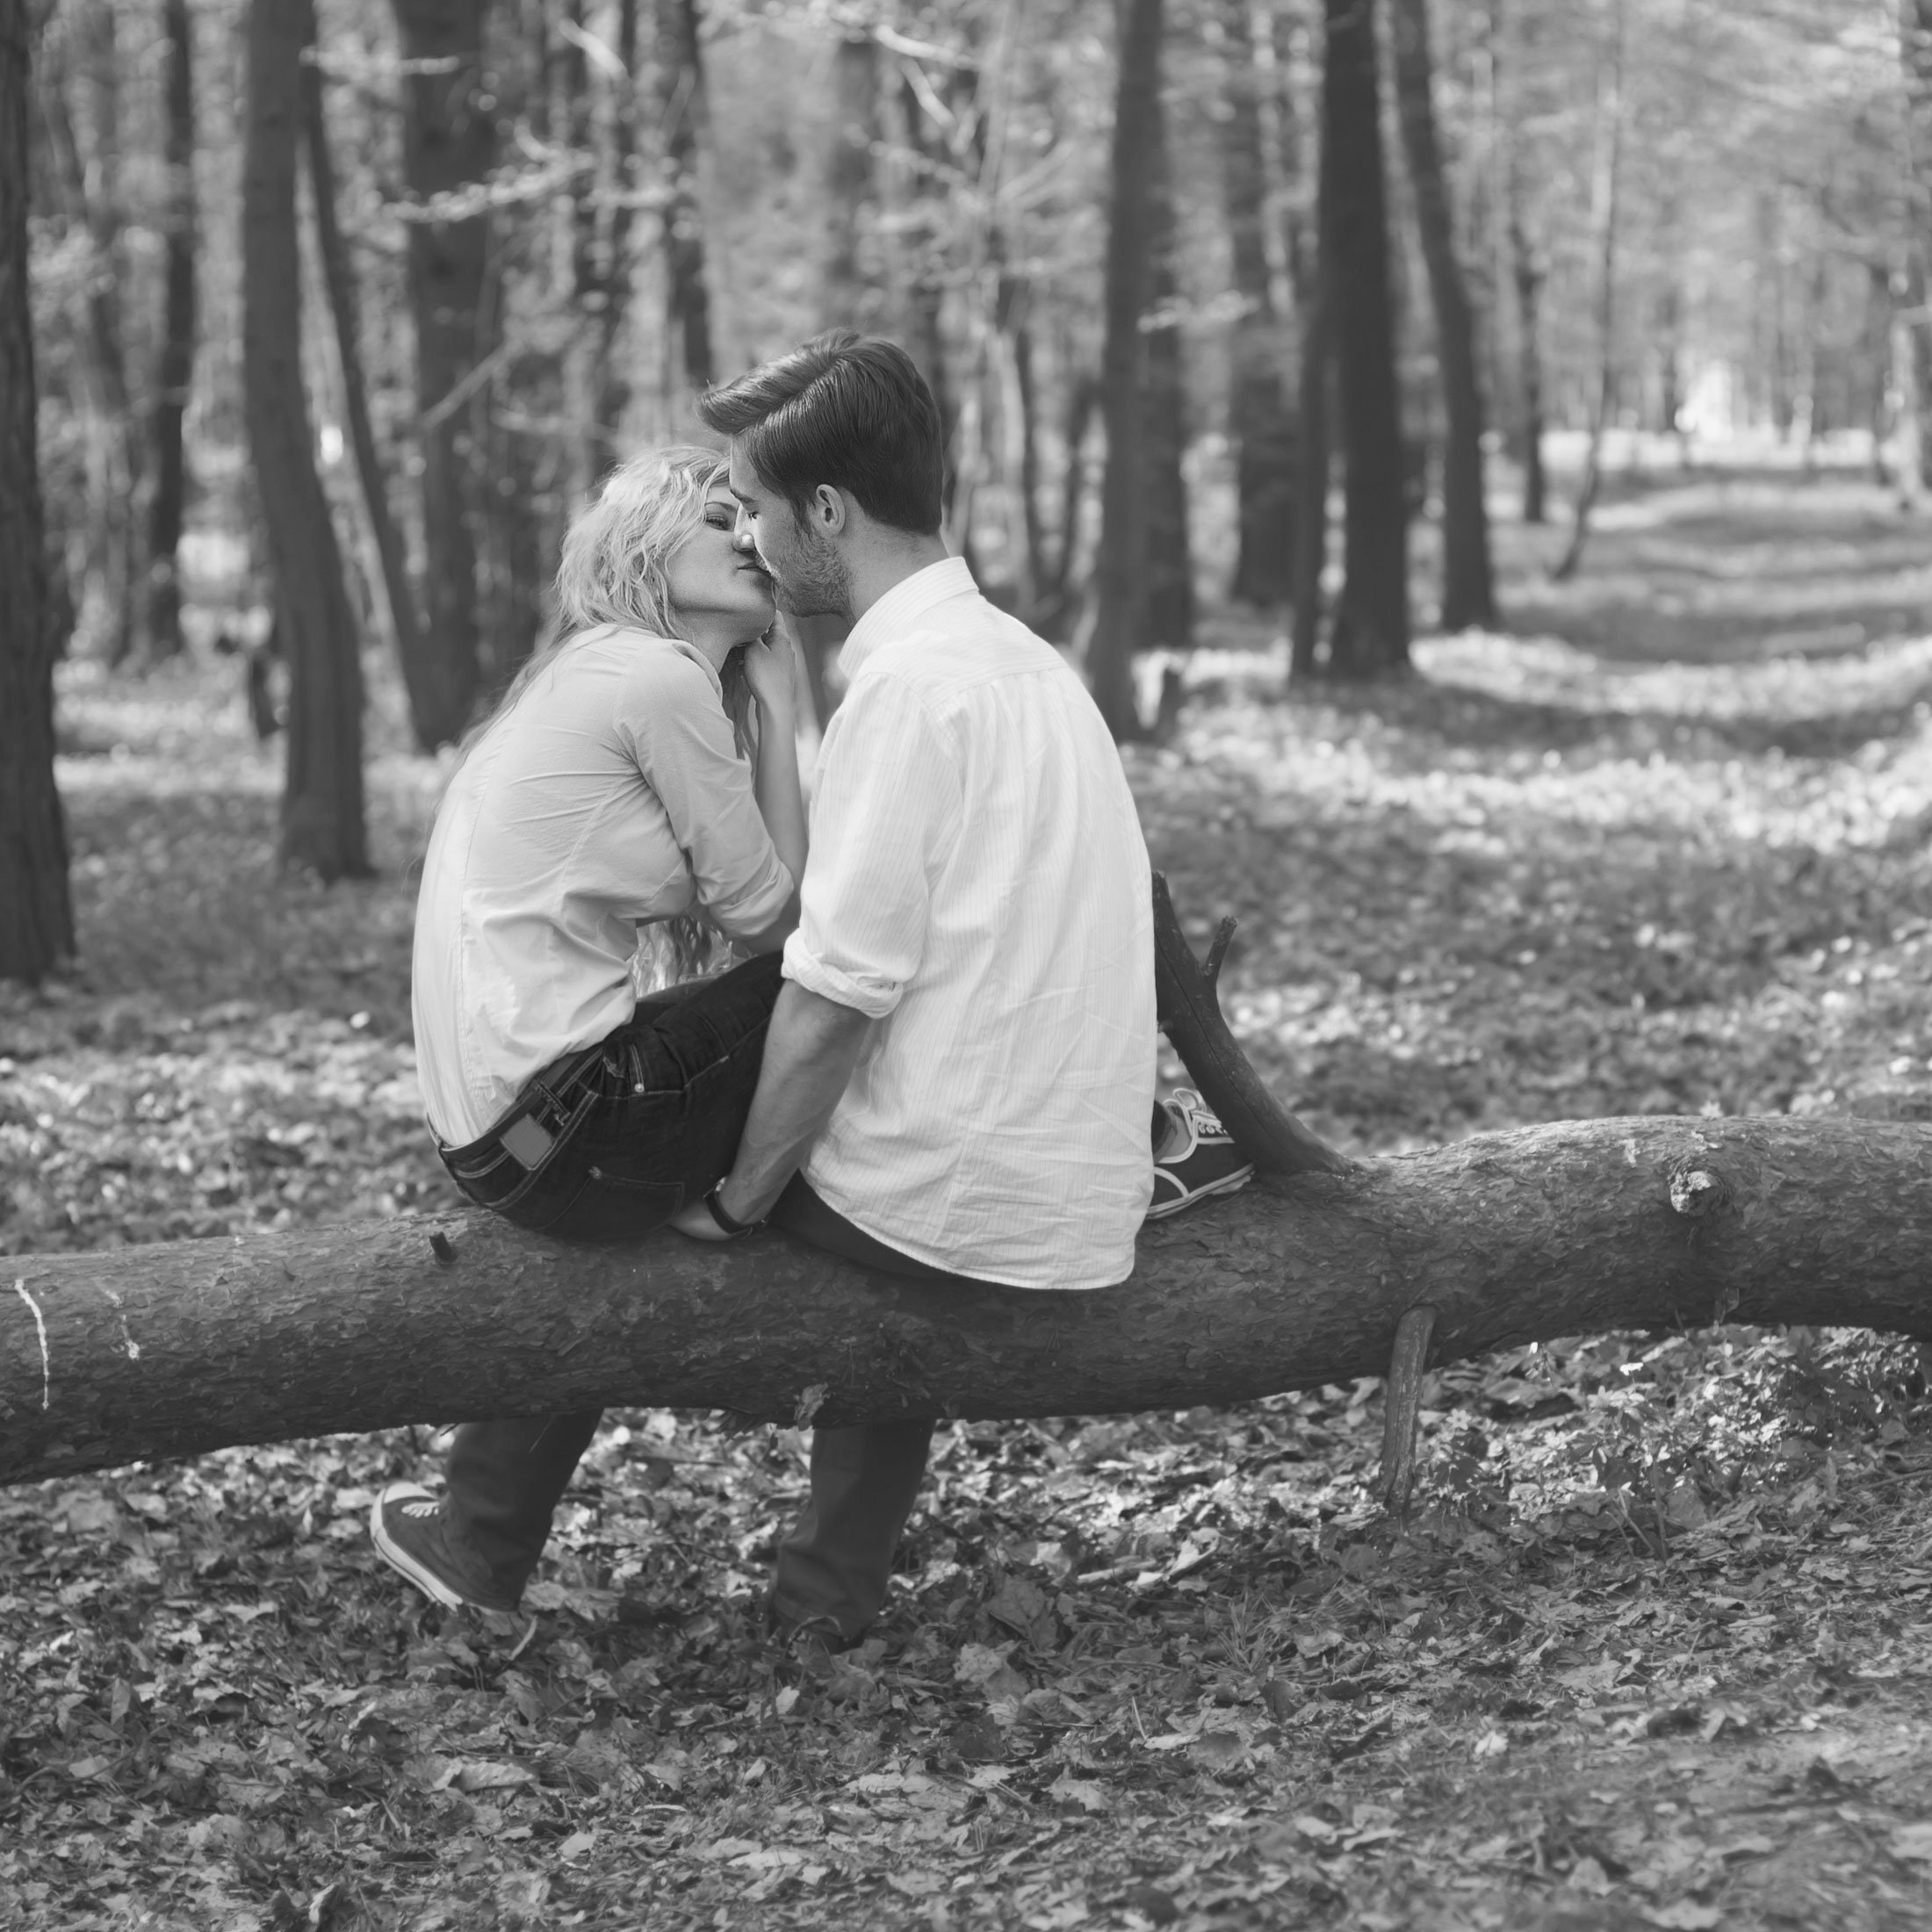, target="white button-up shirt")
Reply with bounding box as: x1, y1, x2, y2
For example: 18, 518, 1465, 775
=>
414, 628, 793, 1144
782, 558, 1155, 1288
